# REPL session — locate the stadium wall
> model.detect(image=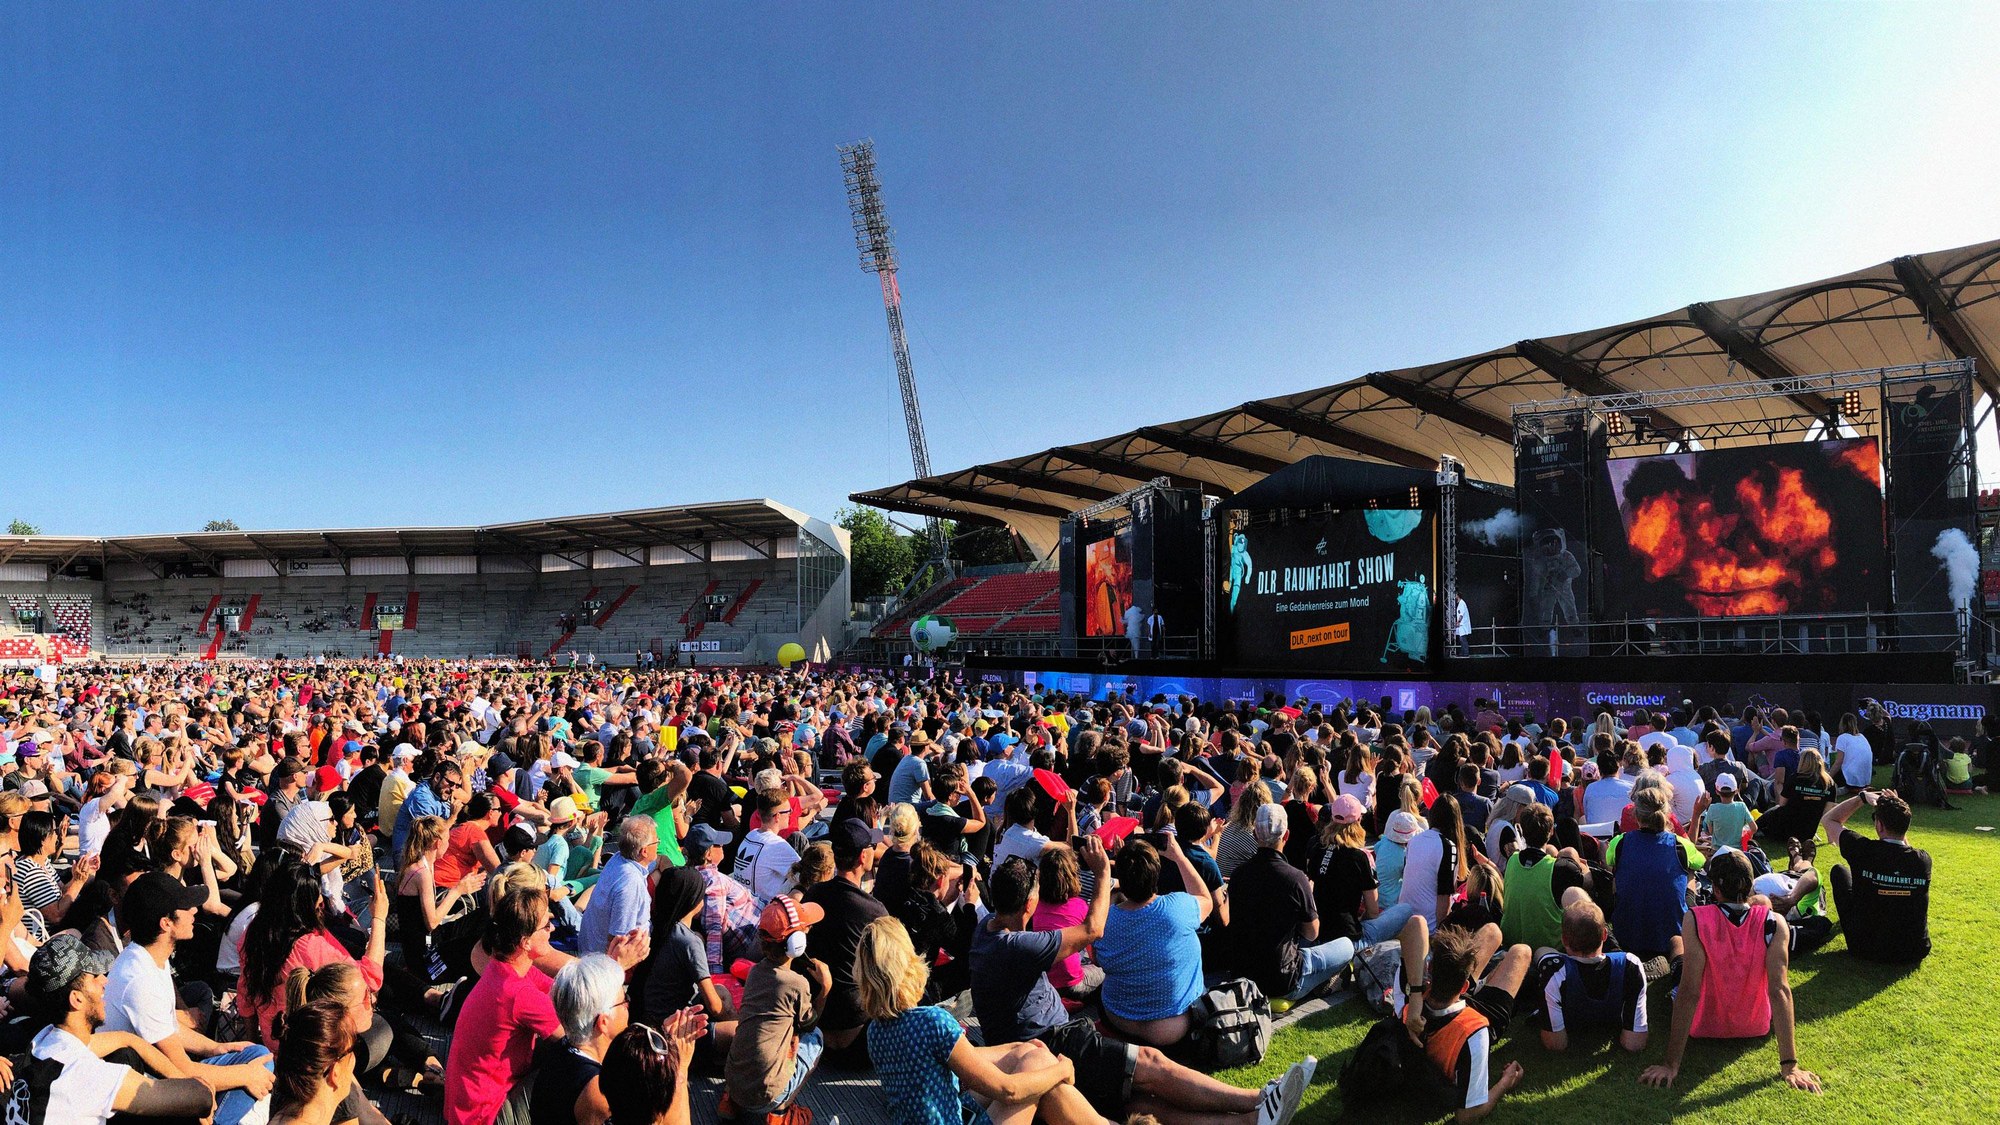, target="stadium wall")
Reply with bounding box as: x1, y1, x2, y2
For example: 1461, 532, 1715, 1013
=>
0, 522, 852, 665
